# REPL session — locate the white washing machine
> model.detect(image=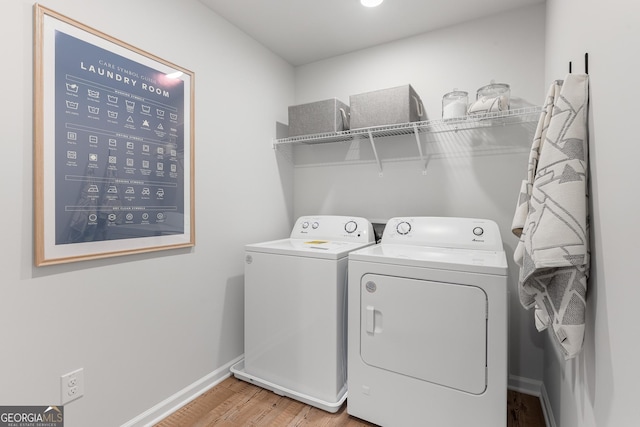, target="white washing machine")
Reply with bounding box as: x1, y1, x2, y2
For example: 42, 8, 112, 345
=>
232, 215, 375, 413
347, 217, 508, 426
